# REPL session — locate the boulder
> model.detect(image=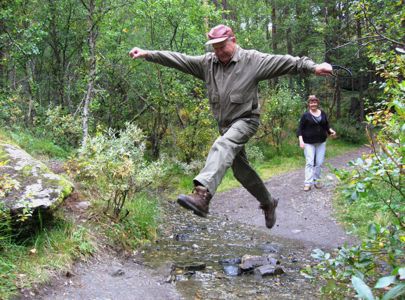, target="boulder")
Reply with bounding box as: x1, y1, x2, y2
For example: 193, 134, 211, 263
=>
254, 265, 285, 277
0, 143, 73, 222
239, 254, 279, 272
